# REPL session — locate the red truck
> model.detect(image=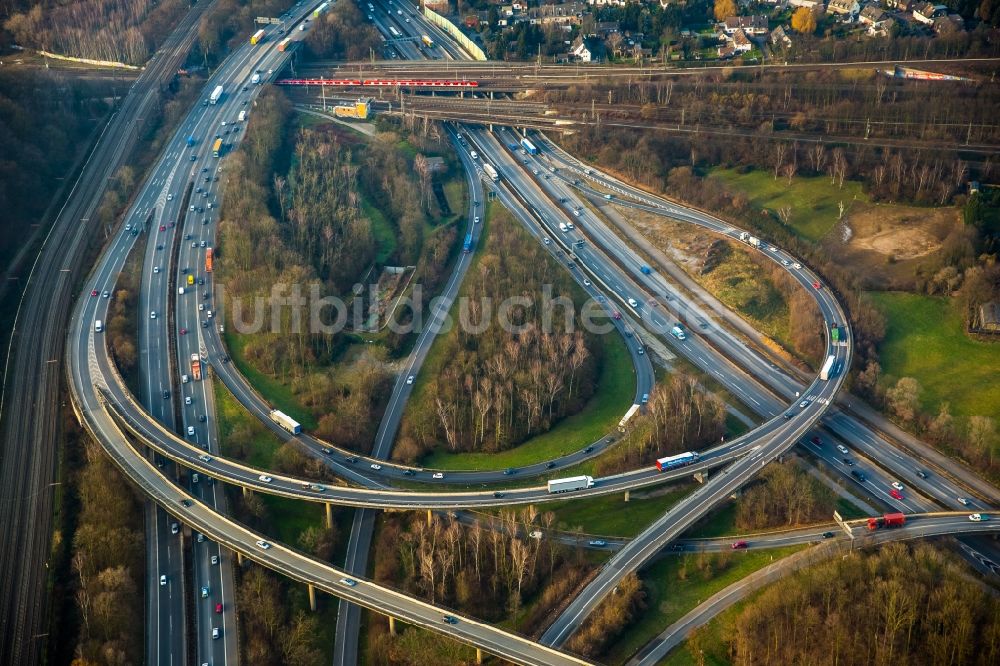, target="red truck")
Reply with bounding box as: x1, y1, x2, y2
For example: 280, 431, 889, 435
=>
867, 512, 905, 531
191, 354, 202, 381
